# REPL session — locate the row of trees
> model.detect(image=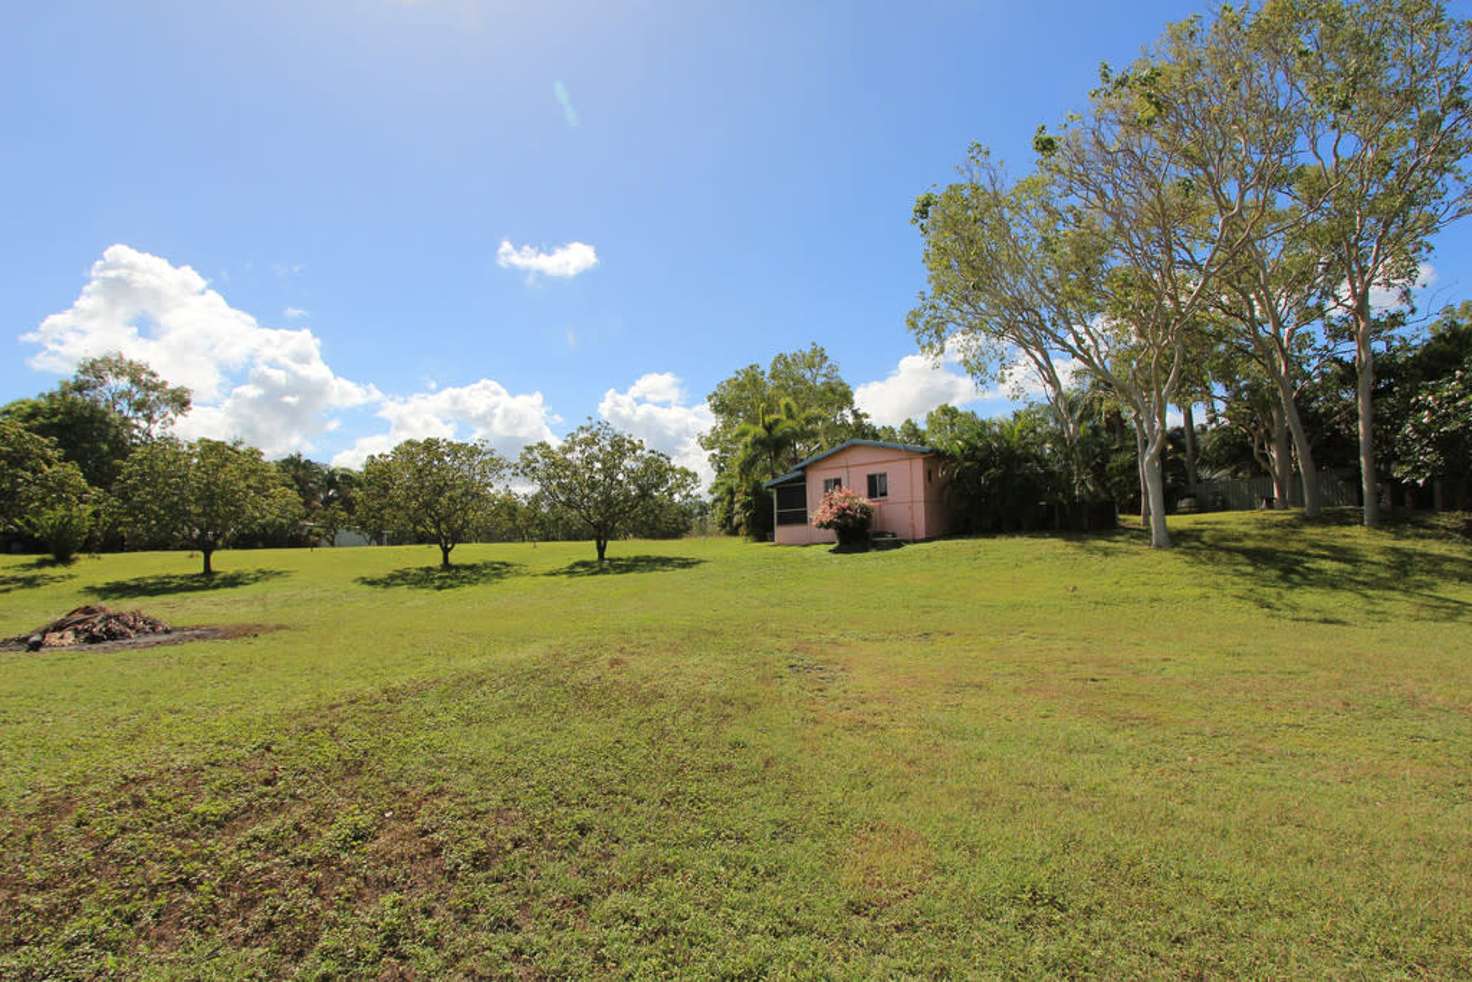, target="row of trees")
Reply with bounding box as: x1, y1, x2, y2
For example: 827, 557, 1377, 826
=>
916, 311, 1471, 529
360, 423, 698, 568
6, 314, 1465, 569
909, 0, 1472, 547
692, 303, 1471, 542
2, 355, 702, 572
